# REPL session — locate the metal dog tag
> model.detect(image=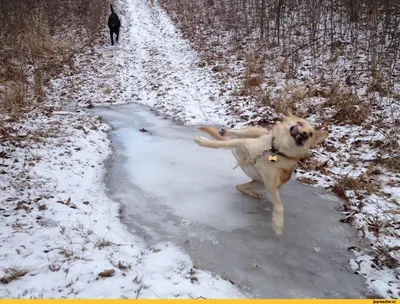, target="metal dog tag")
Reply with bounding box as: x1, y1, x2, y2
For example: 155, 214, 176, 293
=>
269, 155, 278, 162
